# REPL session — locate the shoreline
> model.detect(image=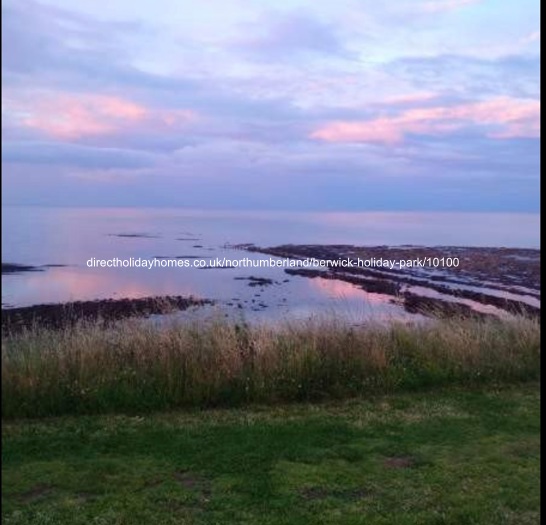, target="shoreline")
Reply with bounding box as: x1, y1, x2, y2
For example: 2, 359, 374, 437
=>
241, 244, 541, 319
2, 244, 540, 328
1, 296, 211, 334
